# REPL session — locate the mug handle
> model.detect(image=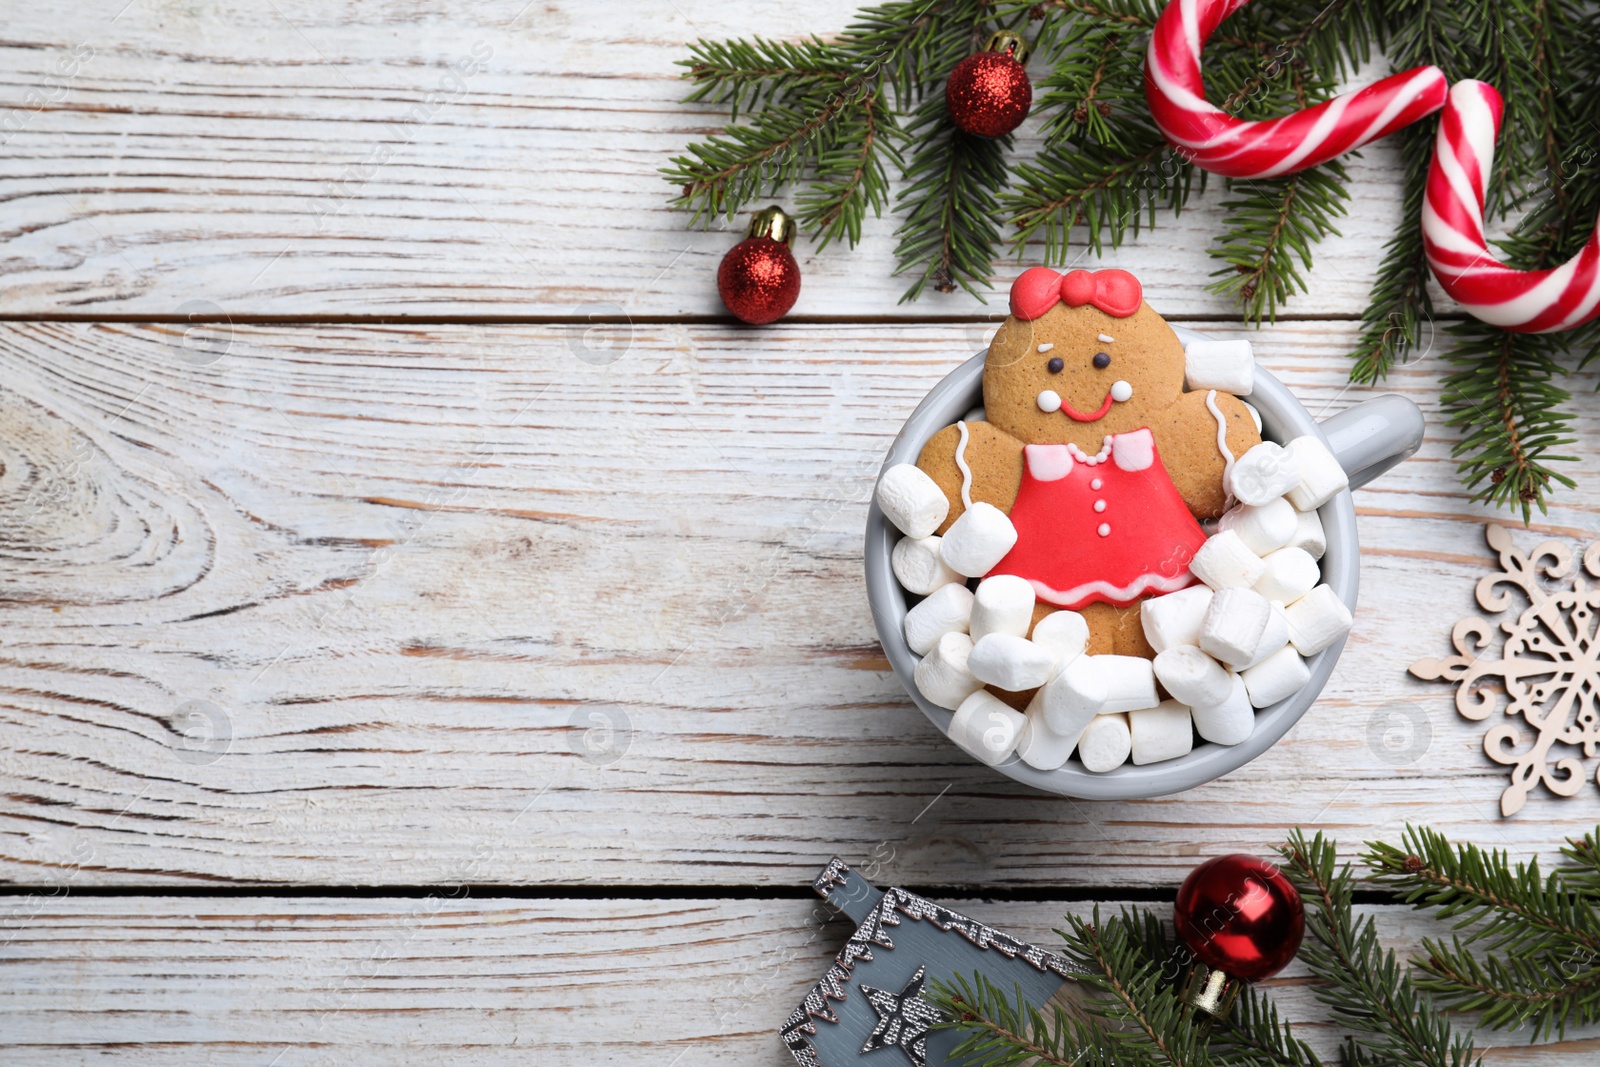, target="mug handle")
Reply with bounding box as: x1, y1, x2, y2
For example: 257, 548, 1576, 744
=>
1316, 393, 1426, 491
